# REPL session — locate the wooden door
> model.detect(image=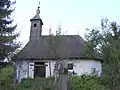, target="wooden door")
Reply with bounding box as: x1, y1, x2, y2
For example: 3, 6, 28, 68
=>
34, 62, 46, 78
